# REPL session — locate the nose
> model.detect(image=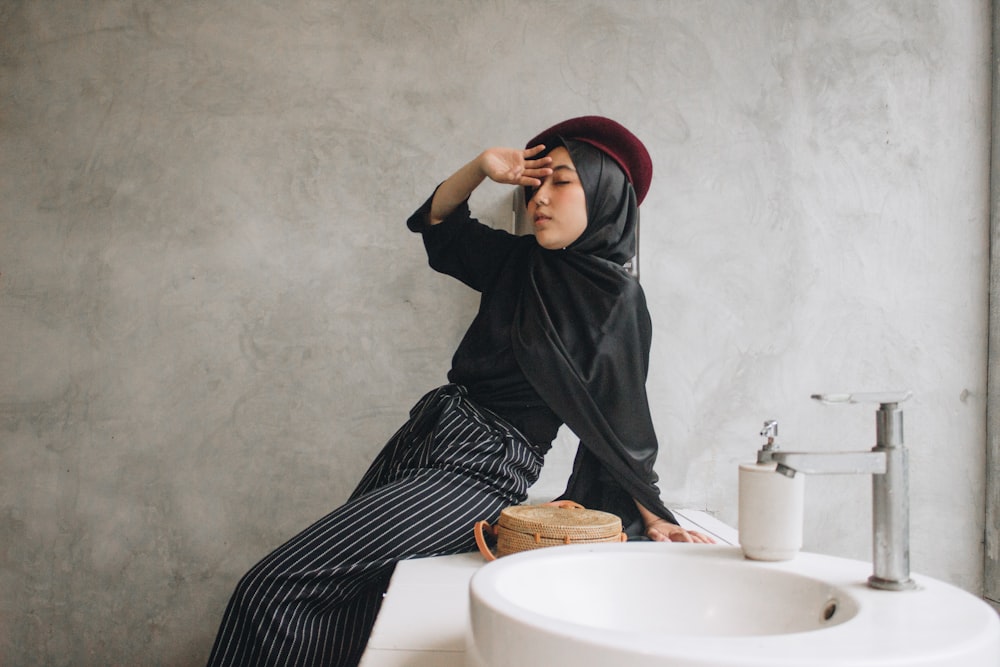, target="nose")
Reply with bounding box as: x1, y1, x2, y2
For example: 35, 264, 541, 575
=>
530, 182, 550, 206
